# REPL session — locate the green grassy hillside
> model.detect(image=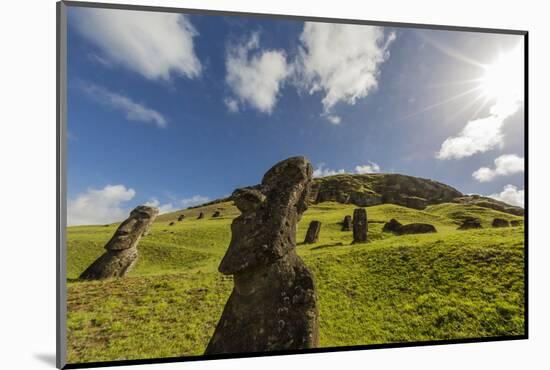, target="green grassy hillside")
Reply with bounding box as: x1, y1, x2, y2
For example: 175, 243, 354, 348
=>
66, 201, 525, 363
